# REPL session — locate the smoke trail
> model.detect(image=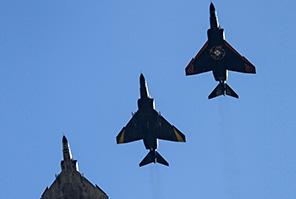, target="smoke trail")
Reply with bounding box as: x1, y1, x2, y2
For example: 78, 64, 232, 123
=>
148, 165, 163, 199
217, 98, 241, 198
